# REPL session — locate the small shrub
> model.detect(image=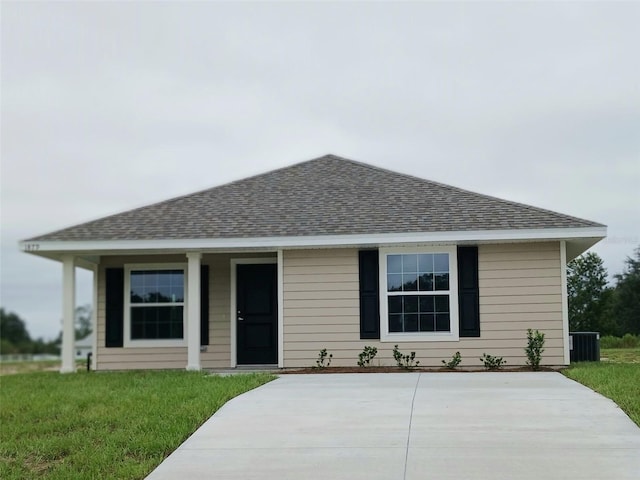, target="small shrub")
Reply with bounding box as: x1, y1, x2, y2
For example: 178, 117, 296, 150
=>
480, 353, 506, 370
525, 329, 545, 371
599, 334, 639, 349
620, 334, 640, 348
393, 345, 420, 369
315, 348, 332, 368
358, 346, 378, 367
442, 351, 462, 369
600, 336, 619, 349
